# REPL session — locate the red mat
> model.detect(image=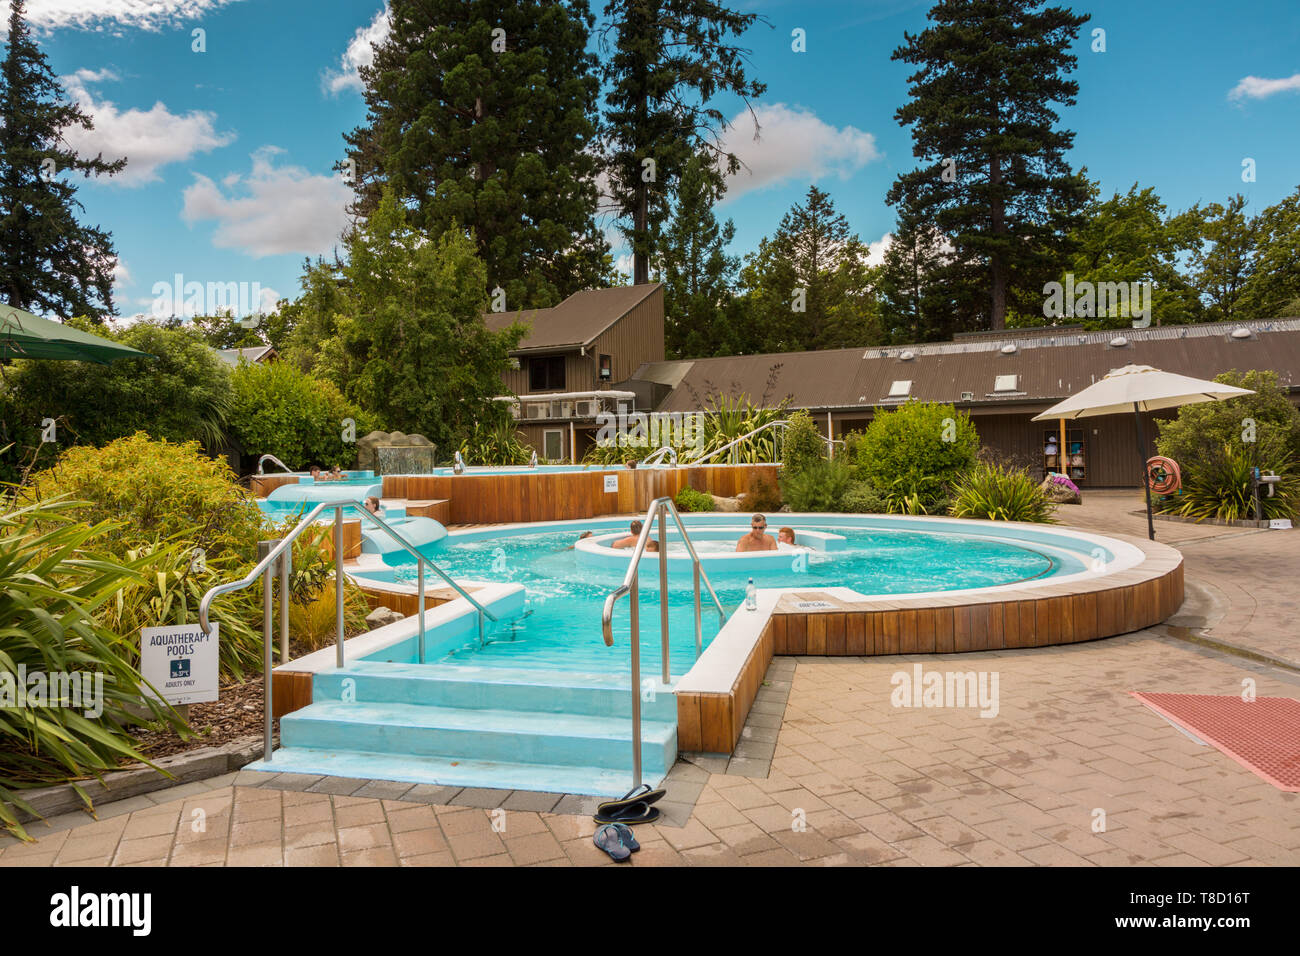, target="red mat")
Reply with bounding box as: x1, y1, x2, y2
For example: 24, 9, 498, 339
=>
1132, 692, 1300, 792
